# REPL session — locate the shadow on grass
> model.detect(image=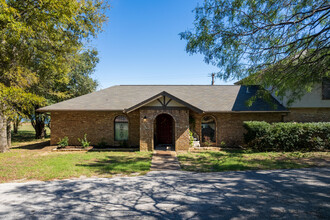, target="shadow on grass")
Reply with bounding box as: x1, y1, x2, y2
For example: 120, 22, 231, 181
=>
77, 155, 151, 175
178, 151, 308, 172
10, 141, 51, 150
11, 130, 50, 143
